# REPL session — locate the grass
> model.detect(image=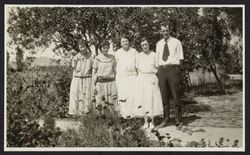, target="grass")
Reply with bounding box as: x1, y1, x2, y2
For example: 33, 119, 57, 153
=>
57, 111, 152, 147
